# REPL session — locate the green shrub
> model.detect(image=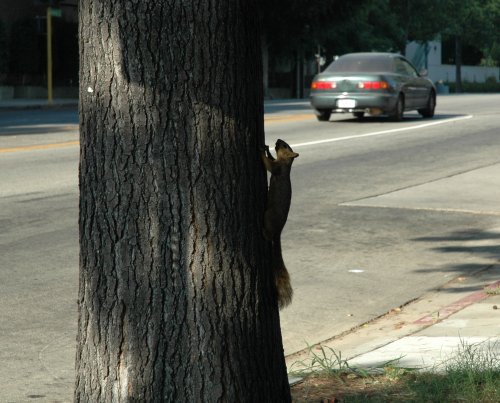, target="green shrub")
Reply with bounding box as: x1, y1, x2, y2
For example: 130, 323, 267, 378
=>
446, 77, 500, 93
